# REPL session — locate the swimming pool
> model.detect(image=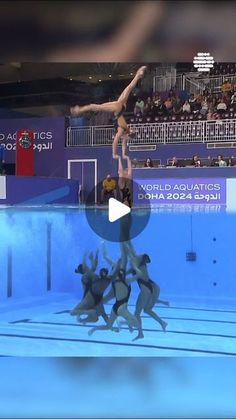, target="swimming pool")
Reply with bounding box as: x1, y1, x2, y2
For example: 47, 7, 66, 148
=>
0, 205, 236, 356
